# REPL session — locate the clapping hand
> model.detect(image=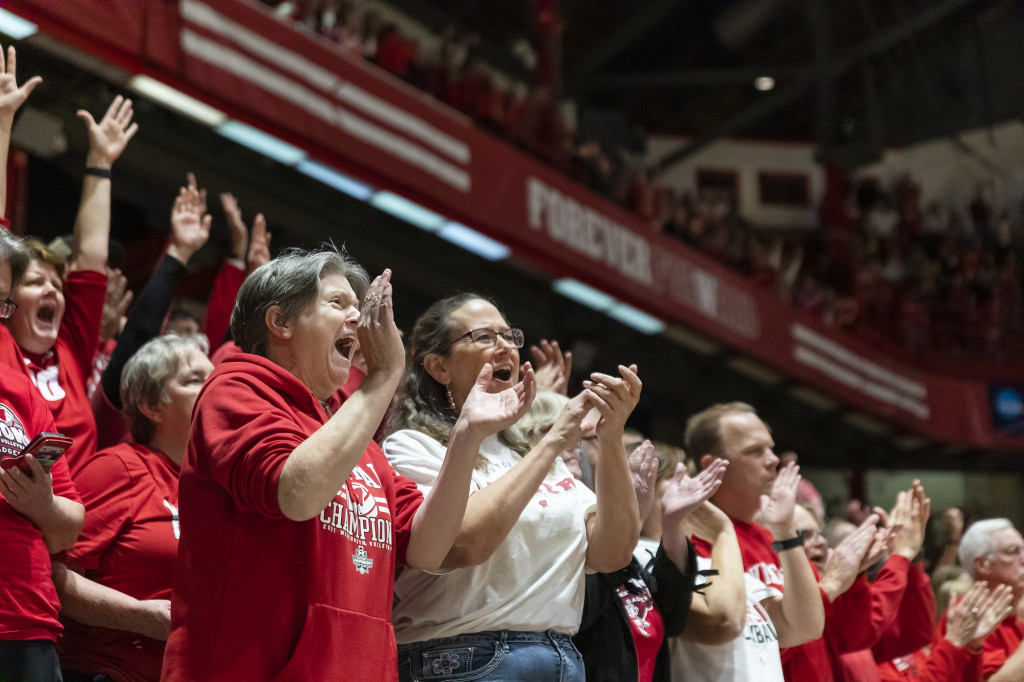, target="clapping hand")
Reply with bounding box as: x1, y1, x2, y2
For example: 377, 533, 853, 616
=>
458, 362, 536, 438
628, 440, 657, 521
820, 514, 881, 600
662, 459, 727, 527
529, 339, 572, 395
357, 269, 404, 381
581, 364, 641, 445
760, 460, 801, 538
